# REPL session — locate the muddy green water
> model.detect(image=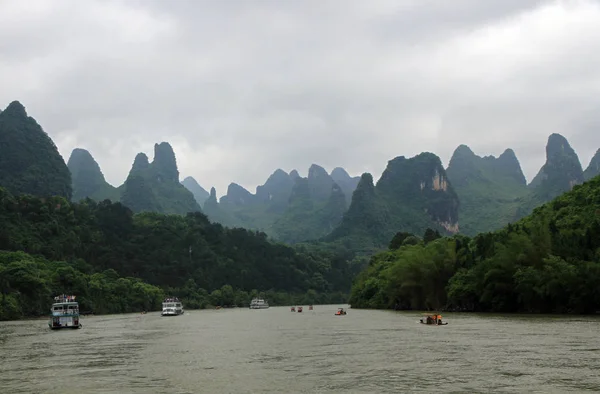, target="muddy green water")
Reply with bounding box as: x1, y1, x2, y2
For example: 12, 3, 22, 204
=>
1, 306, 599, 393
